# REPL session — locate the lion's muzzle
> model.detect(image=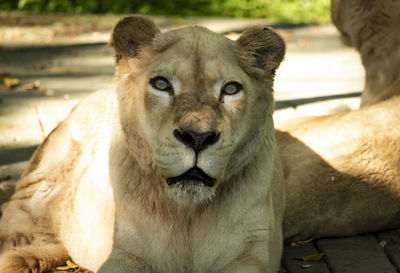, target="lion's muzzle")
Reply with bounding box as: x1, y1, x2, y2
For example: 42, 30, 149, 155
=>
173, 129, 220, 153
166, 166, 216, 187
